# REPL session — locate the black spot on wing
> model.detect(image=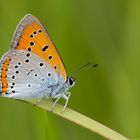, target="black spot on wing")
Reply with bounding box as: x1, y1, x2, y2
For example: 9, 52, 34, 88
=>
42, 45, 48, 52
30, 42, 34, 46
